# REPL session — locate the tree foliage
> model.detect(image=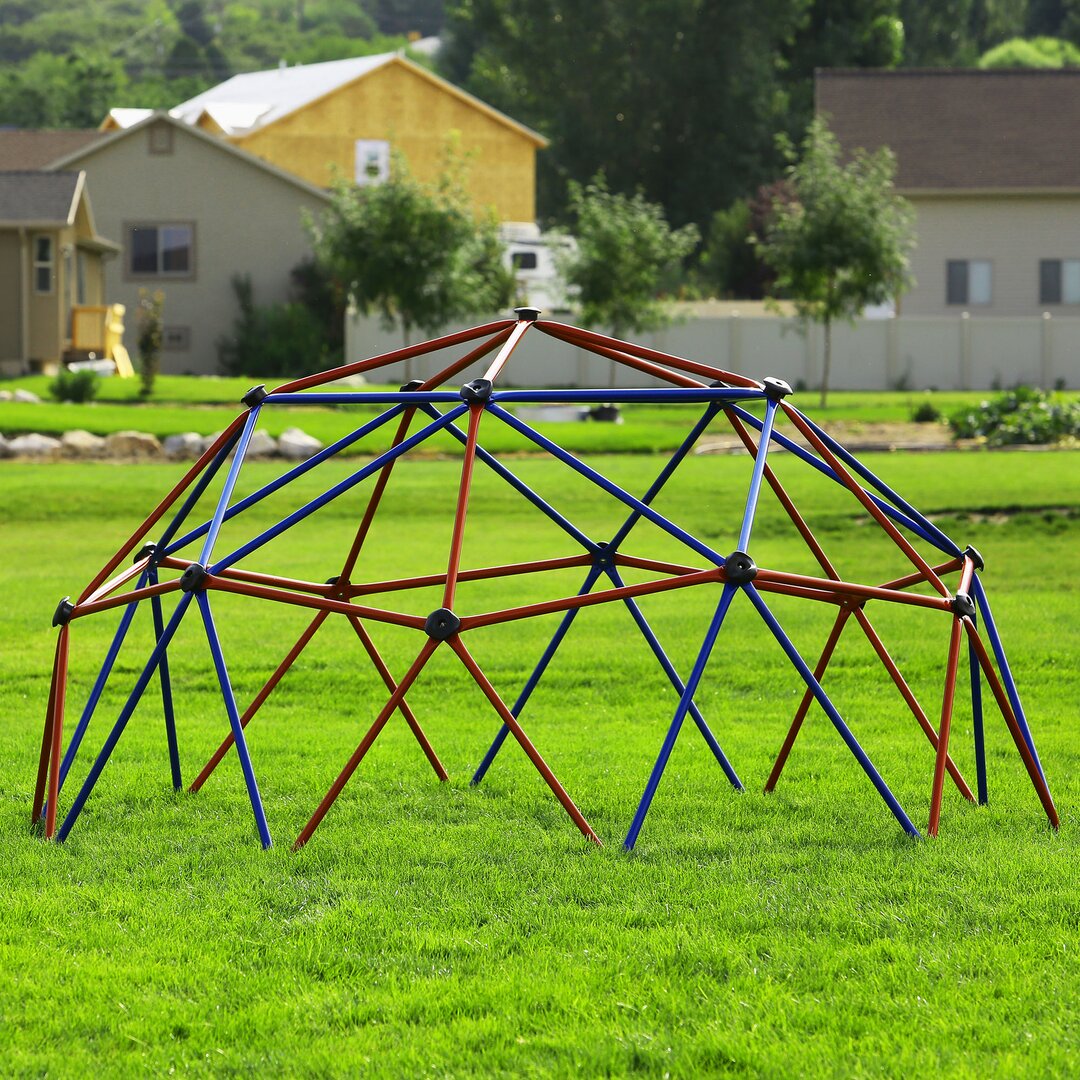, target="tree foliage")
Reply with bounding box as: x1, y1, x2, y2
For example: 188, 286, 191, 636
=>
308, 151, 515, 343
558, 173, 699, 341
756, 118, 914, 407
979, 33, 1080, 63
